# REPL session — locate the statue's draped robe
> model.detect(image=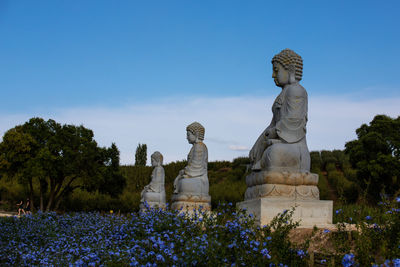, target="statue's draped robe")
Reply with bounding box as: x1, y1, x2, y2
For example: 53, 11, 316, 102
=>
174, 142, 209, 195
144, 166, 165, 193
141, 166, 165, 202
250, 83, 310, 171
184, 142, 208, 178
